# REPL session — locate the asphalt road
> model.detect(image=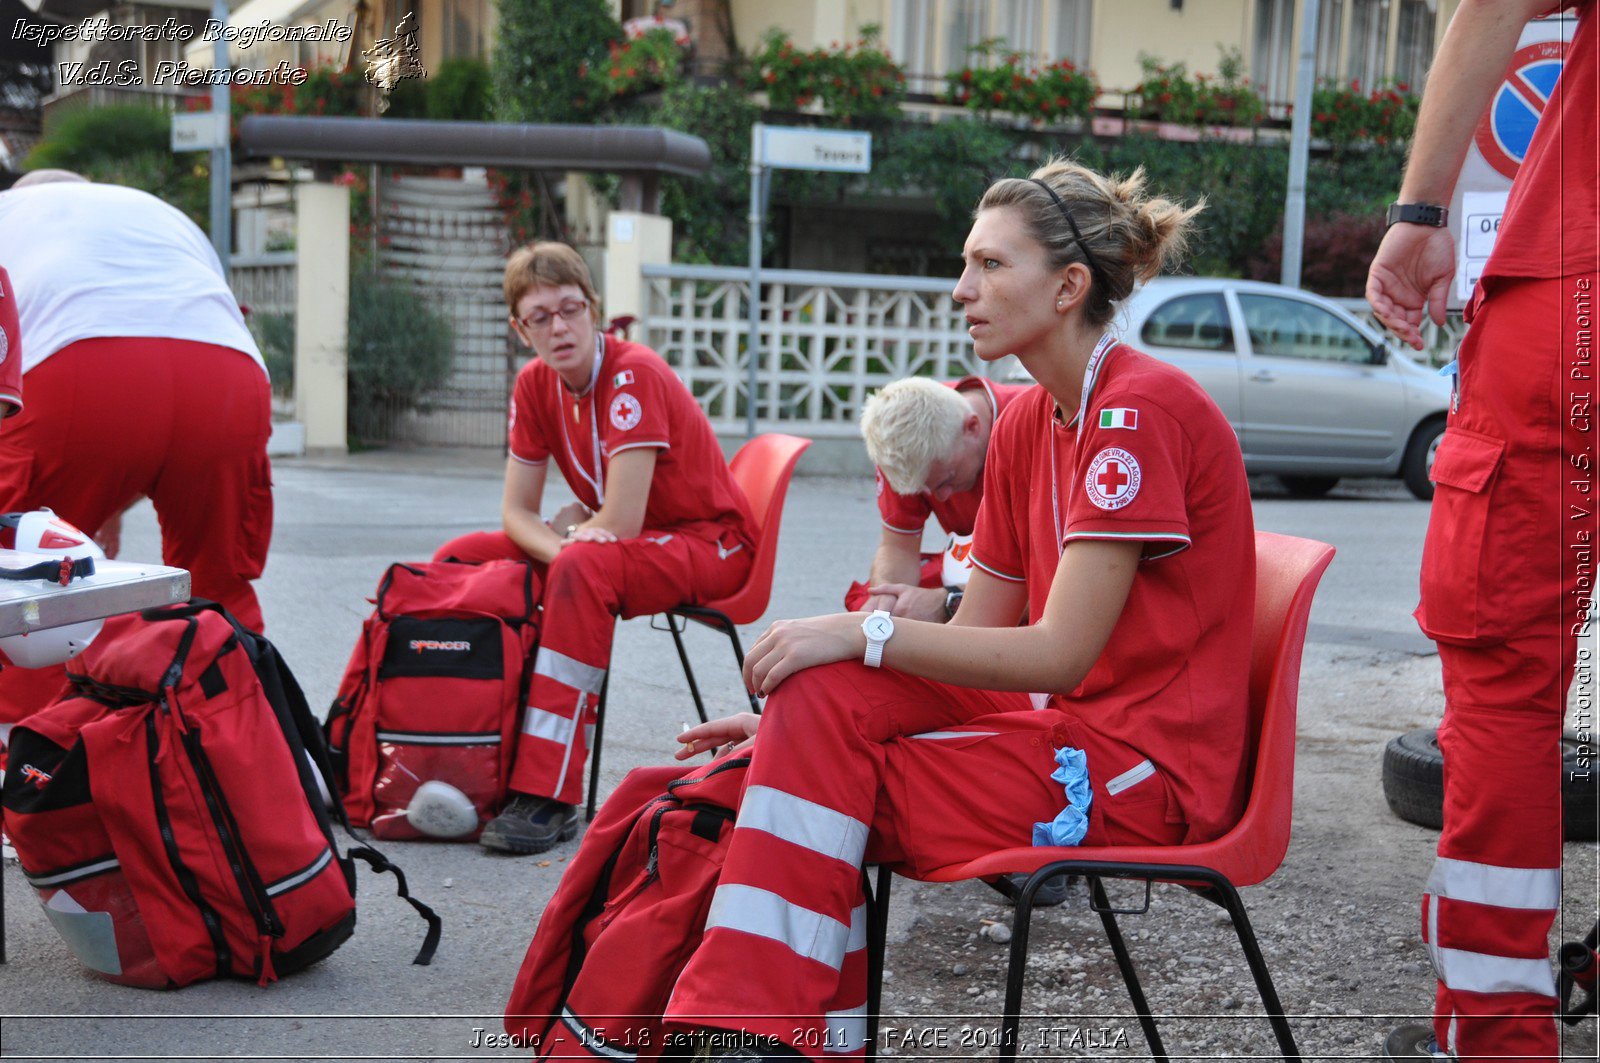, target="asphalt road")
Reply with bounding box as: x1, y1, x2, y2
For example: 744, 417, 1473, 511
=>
0, 454, 1593, 1062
